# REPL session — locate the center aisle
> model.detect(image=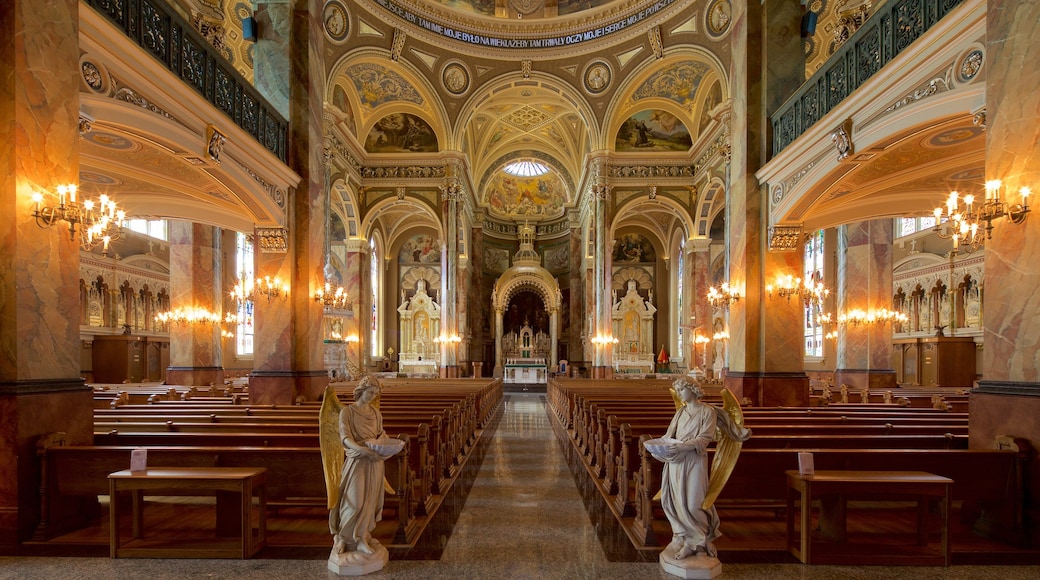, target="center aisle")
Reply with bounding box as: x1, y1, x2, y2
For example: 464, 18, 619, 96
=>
370, 392, 662, 578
